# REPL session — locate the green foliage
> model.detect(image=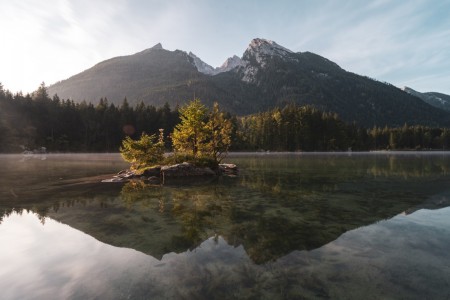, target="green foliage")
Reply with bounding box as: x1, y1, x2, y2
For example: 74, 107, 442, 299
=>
2, 81, 450, 154
120, 129, 165, 171
32, 82, 49, 101
171, 99, 208, 157
203, 102, 233, 162
171, 99, 233, 163
0, 82, 179, 153
163, 153, 218, 169
236, 105, 352, 151
234, 104, 450, 152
